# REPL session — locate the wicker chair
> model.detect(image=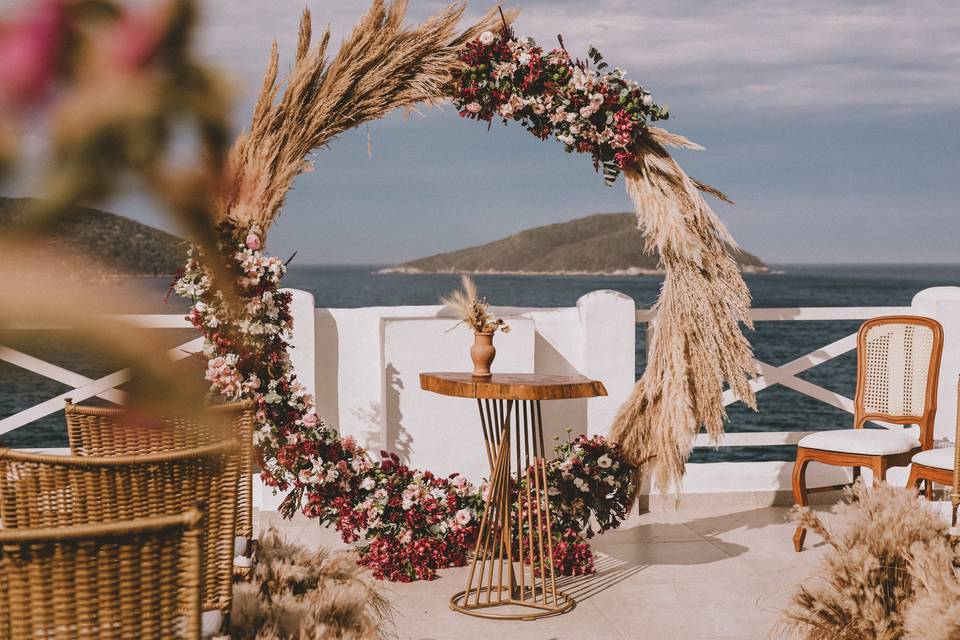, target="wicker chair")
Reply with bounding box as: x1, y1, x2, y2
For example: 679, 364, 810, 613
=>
0, 509, 203, 639
64, 399, 256, 556
791, 316, 944, 551
0, 444, 239, 634
906, 376, 960, 522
